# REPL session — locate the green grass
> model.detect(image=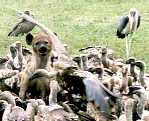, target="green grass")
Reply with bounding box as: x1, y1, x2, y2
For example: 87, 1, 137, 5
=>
1, 0, 149, 71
